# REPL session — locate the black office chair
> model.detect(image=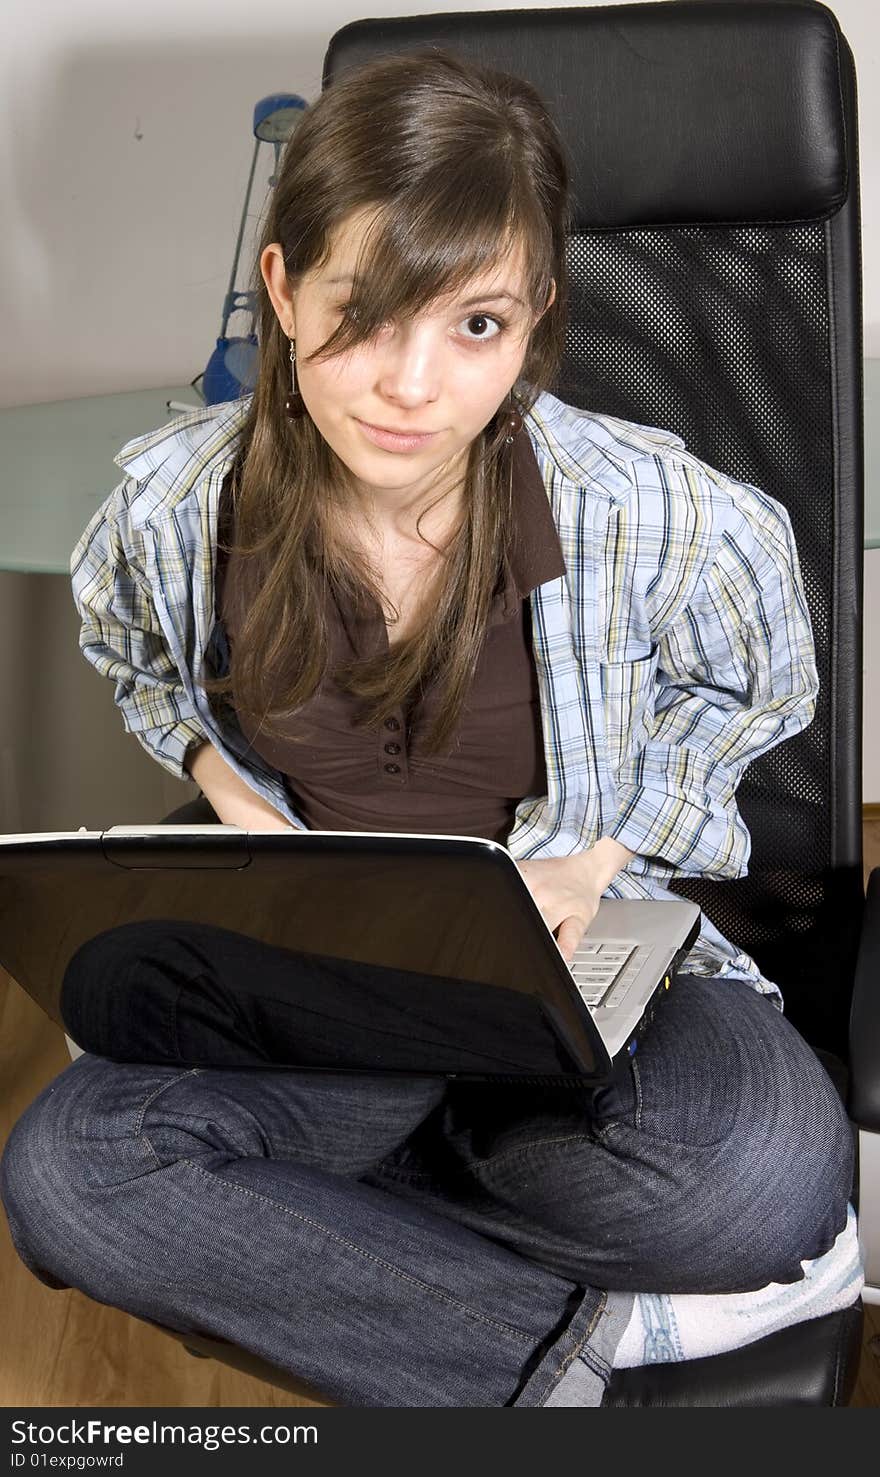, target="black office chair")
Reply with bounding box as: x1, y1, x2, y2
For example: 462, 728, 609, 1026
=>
127, 1, 880, 1403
